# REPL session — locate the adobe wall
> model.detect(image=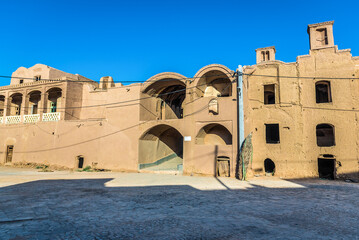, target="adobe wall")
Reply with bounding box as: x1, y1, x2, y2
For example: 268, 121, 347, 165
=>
1, 64, 238, 177
243, 46, 359, 179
